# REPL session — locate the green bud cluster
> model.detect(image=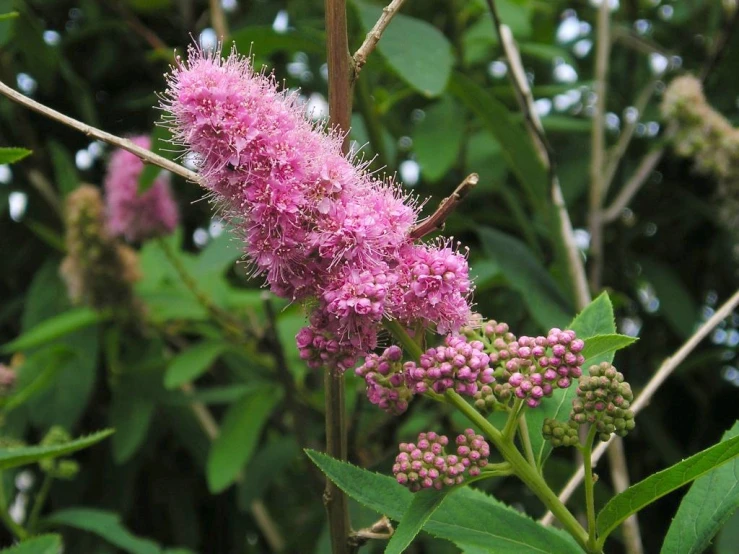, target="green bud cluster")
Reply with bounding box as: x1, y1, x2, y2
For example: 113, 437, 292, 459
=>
39, 426, 80, 480
542, 418, 580, 447
570, 362, 636, 442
